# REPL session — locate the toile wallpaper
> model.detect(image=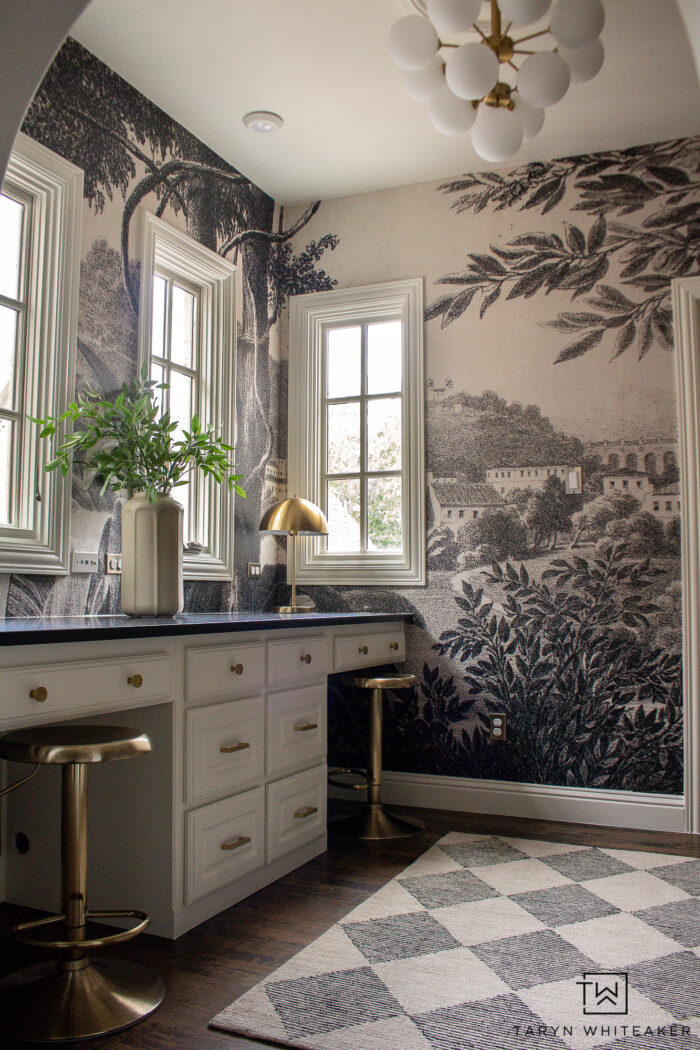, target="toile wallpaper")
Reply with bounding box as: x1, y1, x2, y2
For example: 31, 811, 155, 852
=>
282, 138, 700, 796
3, 38, 698, 797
